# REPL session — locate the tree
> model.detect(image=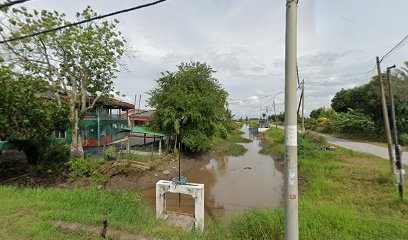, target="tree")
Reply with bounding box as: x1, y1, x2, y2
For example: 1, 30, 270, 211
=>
331, 71, 408, 135
310, 107, 325, 119
147, 62, 229, 152
0, 66, 68, 164
0, 6, 126, 158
